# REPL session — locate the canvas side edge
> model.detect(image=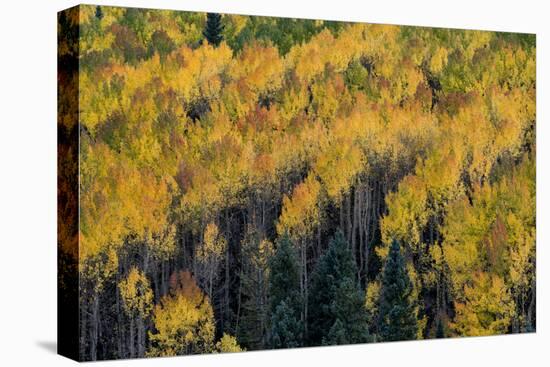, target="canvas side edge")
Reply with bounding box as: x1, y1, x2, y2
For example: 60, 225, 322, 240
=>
57, 4, 81, 362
